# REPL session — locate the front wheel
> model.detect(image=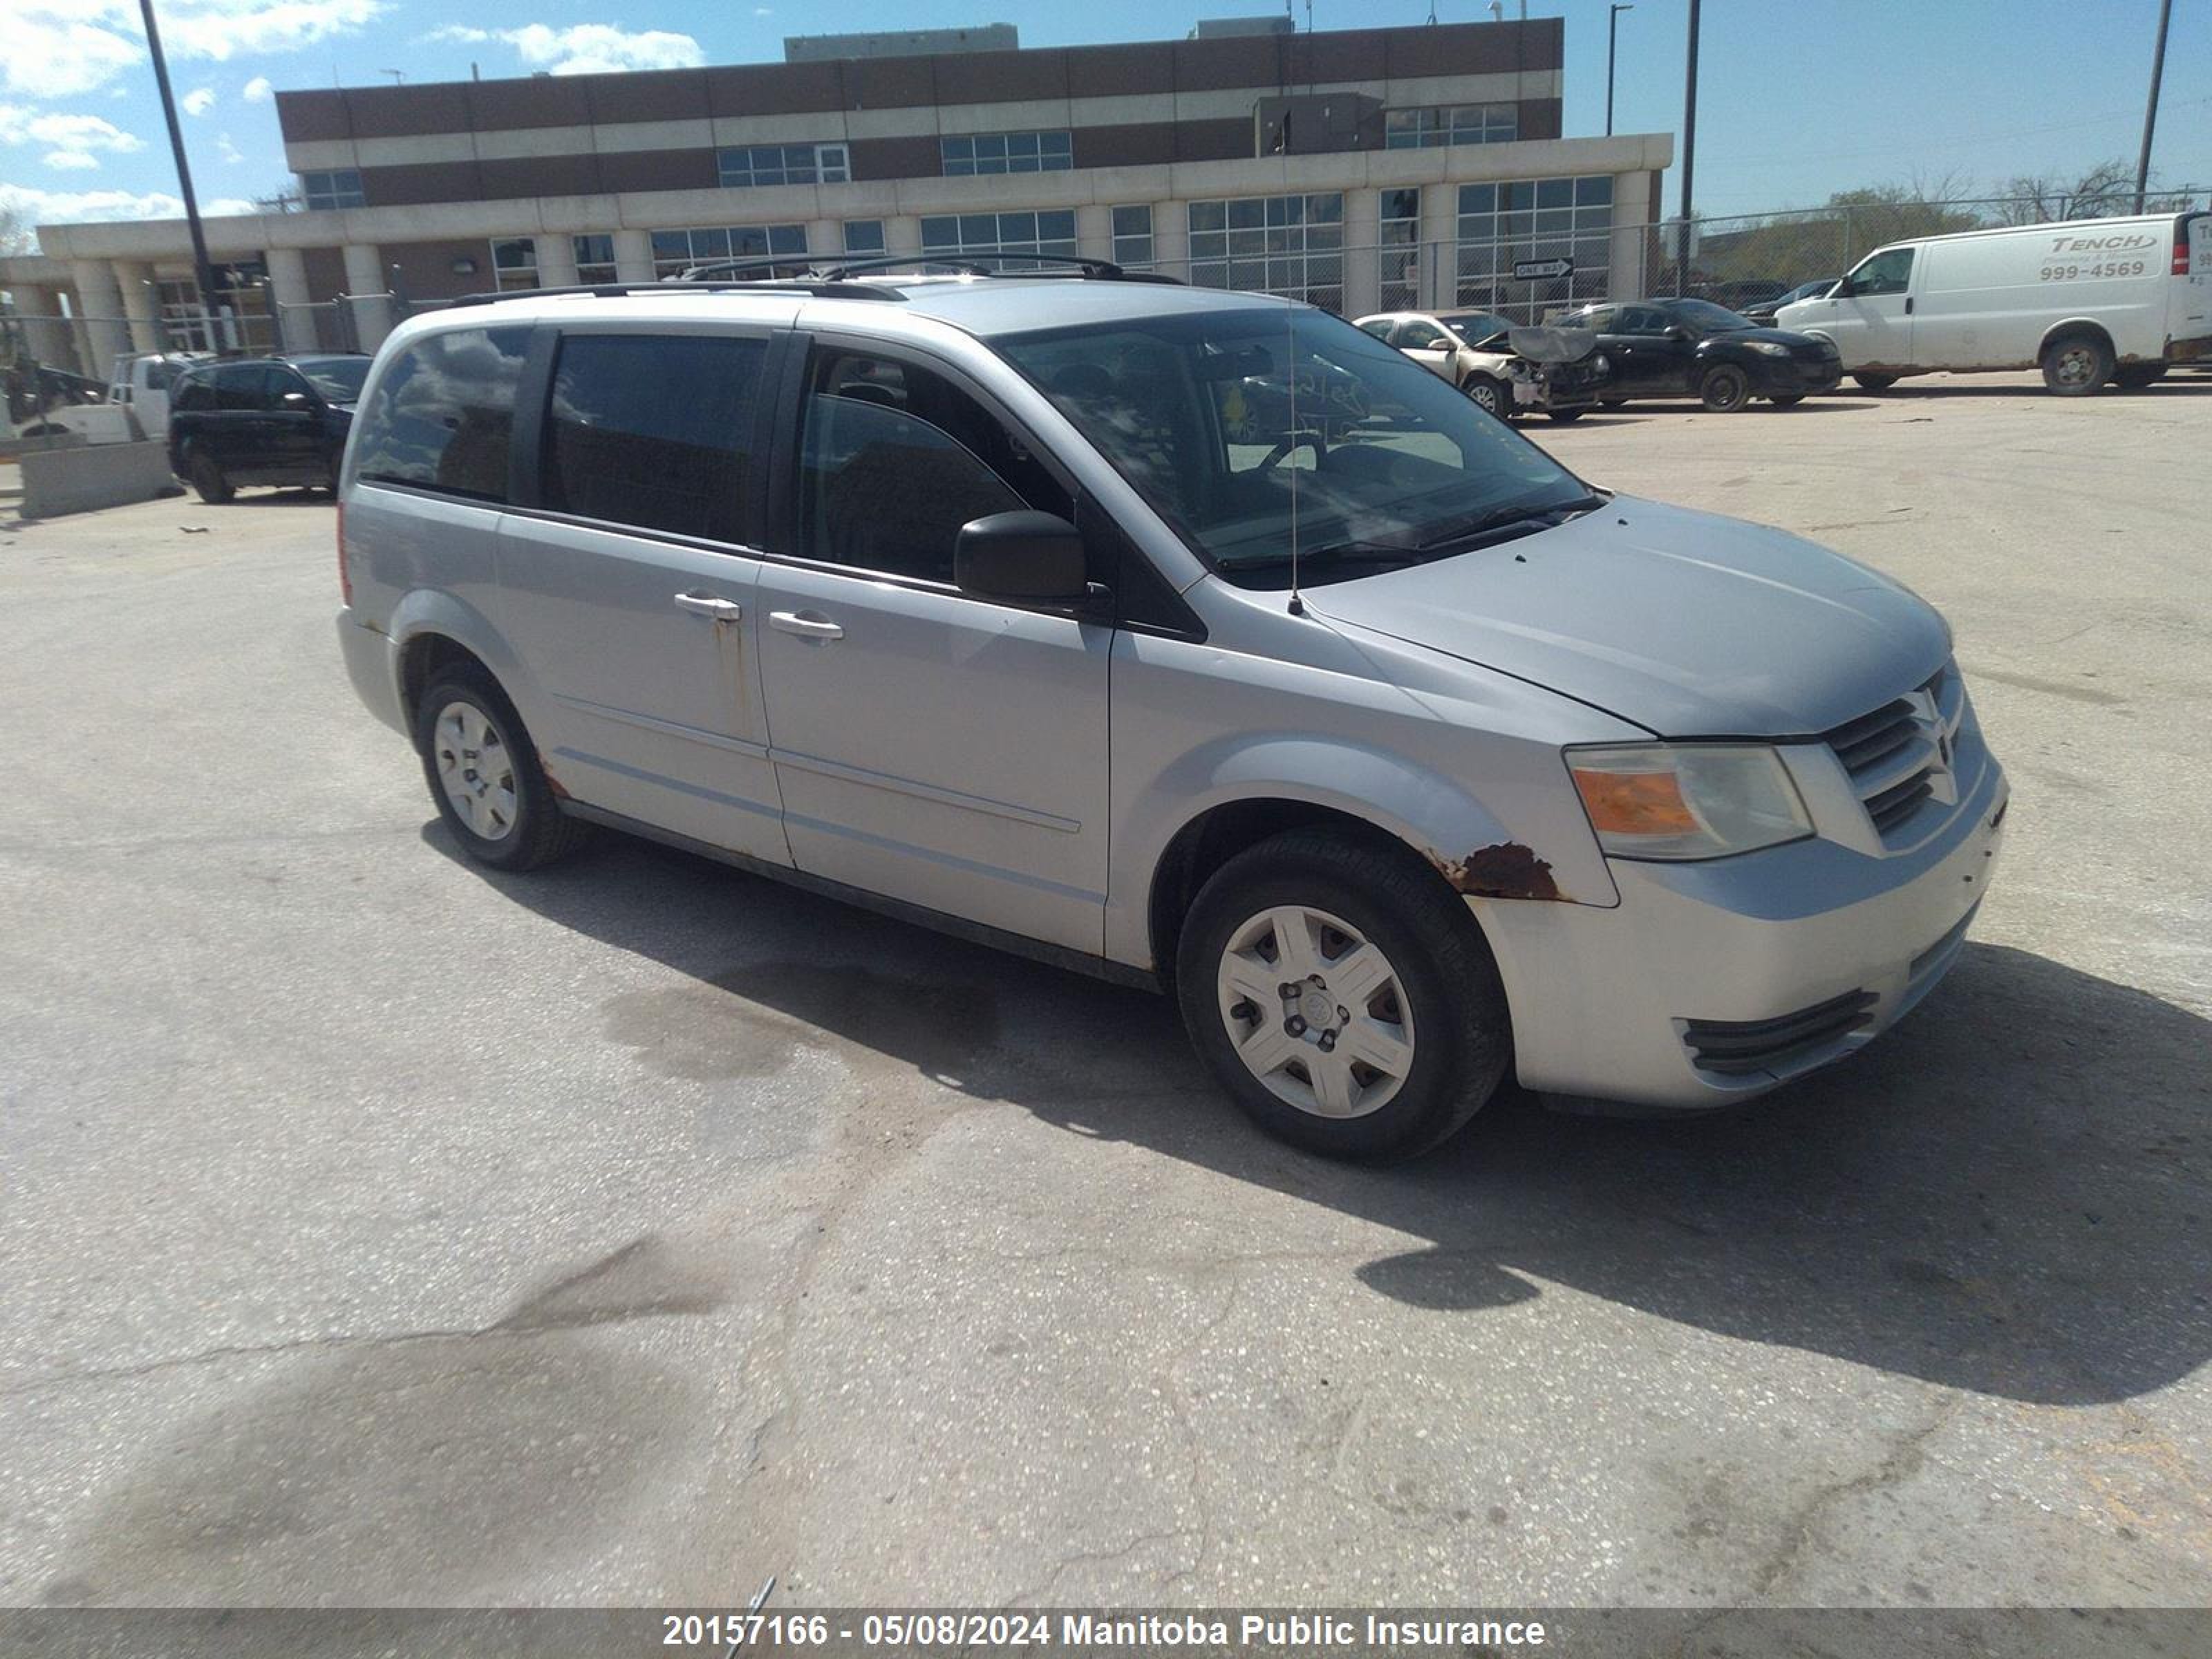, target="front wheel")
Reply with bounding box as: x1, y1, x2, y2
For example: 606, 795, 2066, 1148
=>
415, 668, 592, 872
2041, 331, 2113, 396
1175, 827, 1511, 1160
1699, 363, 1753, 413
1463, 375, 1512, 420
1851, 372, 1898, 391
